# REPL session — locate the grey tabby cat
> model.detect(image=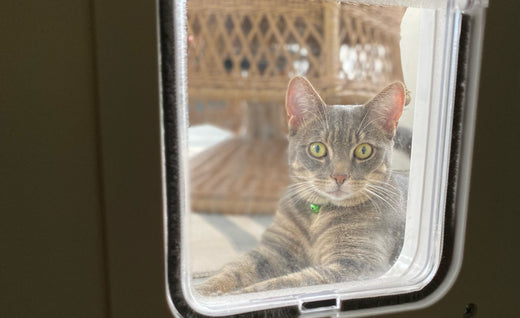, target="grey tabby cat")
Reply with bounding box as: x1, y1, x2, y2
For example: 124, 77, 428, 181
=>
197, 76, 408, 295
